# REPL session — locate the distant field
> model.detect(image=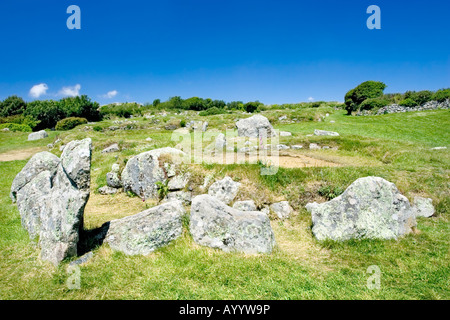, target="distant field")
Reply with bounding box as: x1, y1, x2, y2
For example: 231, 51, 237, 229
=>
0, 108, 448, 299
